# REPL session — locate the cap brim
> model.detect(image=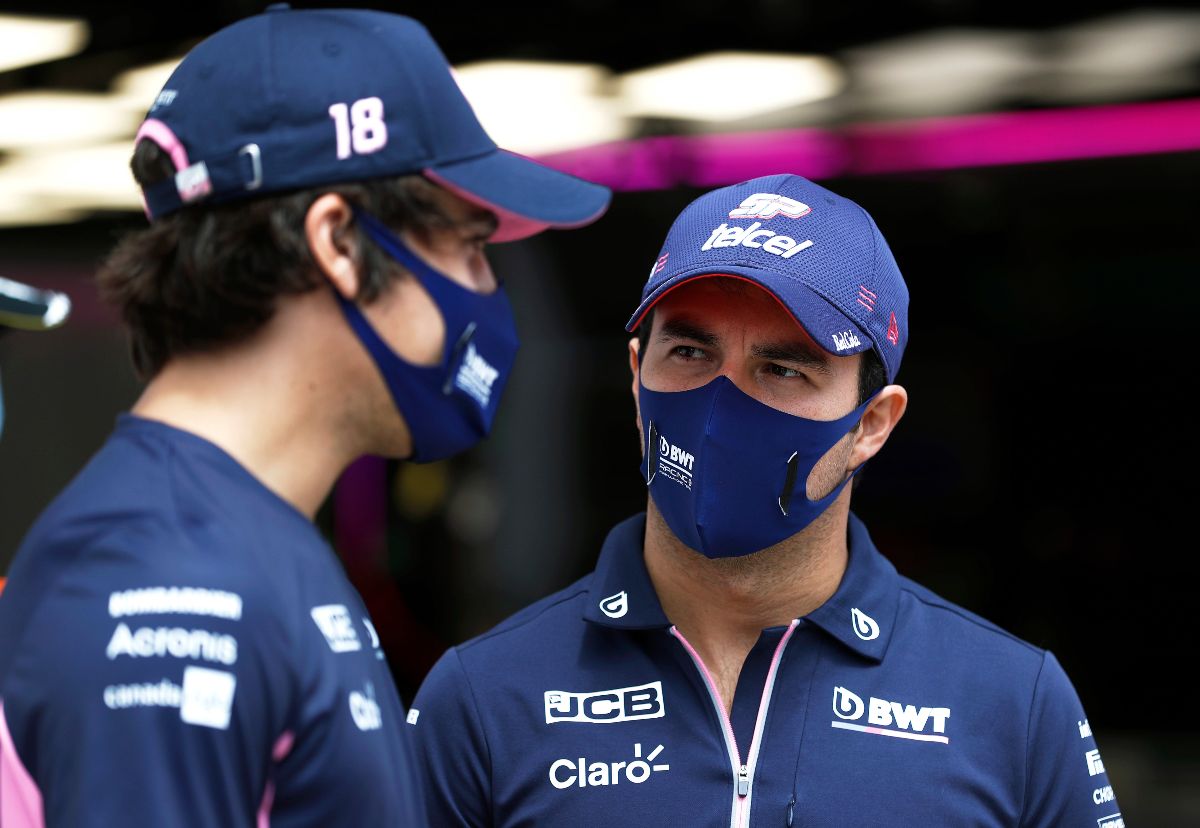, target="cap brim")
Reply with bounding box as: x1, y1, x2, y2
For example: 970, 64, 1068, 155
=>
425, 149, 611, 243
0, 276, 71, 331
625, 266, 871, 359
